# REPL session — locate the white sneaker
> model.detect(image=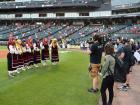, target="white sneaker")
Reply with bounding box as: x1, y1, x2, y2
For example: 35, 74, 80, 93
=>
8, 71, 15, 77
28, 66, 33, 69
8, 73, 14, 78
52, 63, 56, 65
16, 70, 20, 74
26, 66, 30, 69
28, 66, 31, 69
42, 63, 46, 66
34, 64, 39, 67
22, 67, 26, 71
36, 65, 39, 67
